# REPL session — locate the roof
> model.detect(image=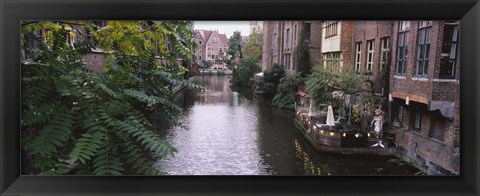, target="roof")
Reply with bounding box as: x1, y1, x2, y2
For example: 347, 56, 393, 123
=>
195, 29, 229, 50
218, 33, 229, 48
195, 30, 214, 50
